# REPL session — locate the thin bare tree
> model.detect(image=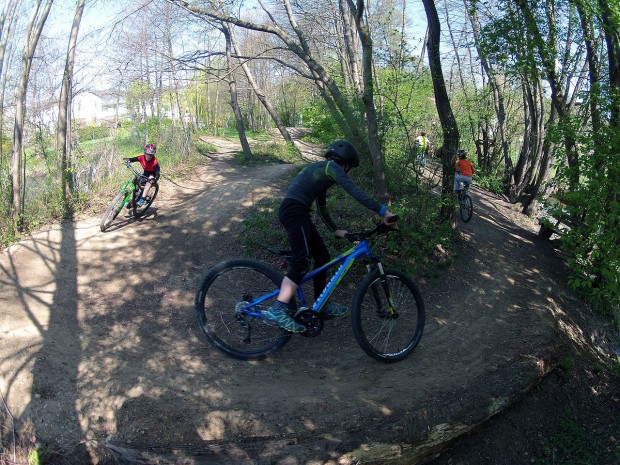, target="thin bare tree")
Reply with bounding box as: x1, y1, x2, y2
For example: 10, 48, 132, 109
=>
229, 25, 294, 145
221, 22, 253, 160
9, 0, 53, 230
0, 0, 21, 166
346, 0, 388, 198
57, 0, 86, 217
